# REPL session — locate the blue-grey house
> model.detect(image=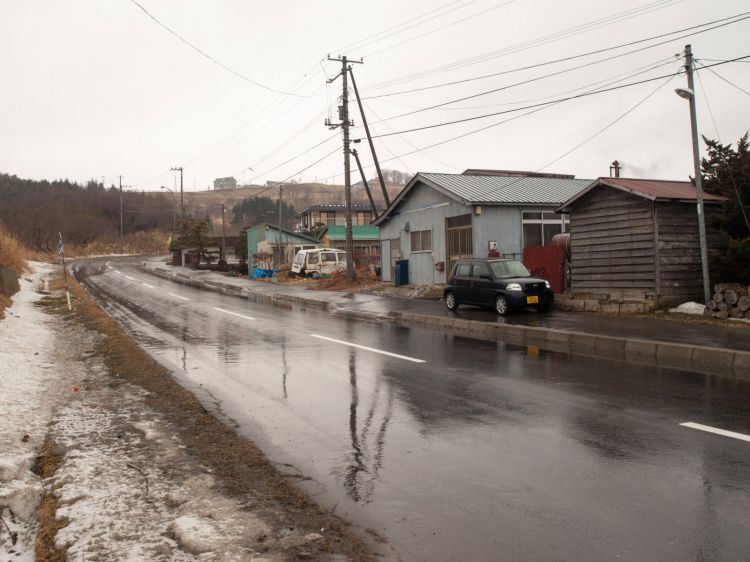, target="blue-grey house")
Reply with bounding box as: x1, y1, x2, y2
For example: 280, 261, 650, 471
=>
373, 169, 591, 284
